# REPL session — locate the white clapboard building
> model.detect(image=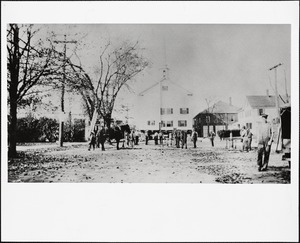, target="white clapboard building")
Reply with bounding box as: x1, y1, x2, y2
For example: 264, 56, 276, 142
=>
135, 67, 194, 132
